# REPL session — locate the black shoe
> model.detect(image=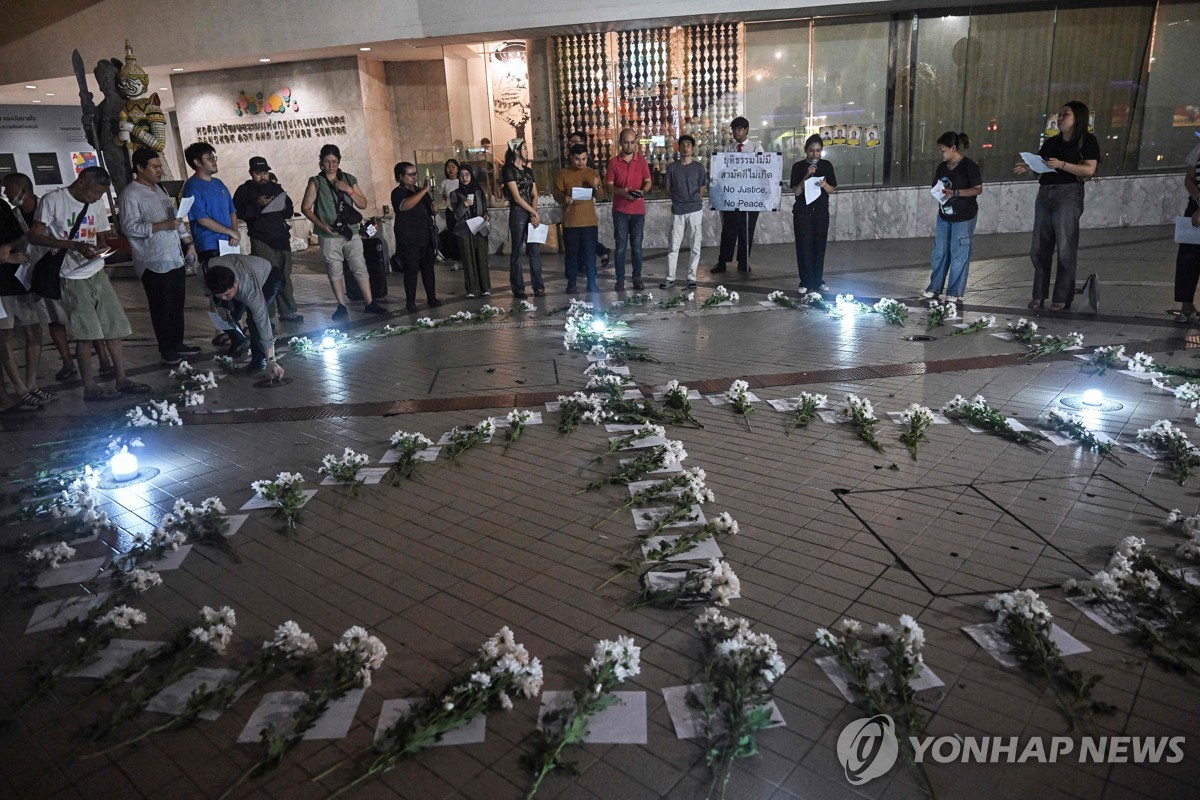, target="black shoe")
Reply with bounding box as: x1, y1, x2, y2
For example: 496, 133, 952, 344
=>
332, 304, 348, 321
427, 298, 443, 308
659, 281, 674, 289
687, 281, 697, 289
364, 301, 387, 314
175, 344, 202, 355
737, 265, 749, 274
513, 291, 528, 299
632, 279, 644, 291
211, 333, 230, 347
406, 303, 418, 312
161, 351, 183, 366
280, 313, 305, 322
534, 289, 545, 297
566, 284, 578, 294
244, 358, 267, 374
711, 263, 727, 274
227, 337, 251, 359
614, 281, 625, 292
